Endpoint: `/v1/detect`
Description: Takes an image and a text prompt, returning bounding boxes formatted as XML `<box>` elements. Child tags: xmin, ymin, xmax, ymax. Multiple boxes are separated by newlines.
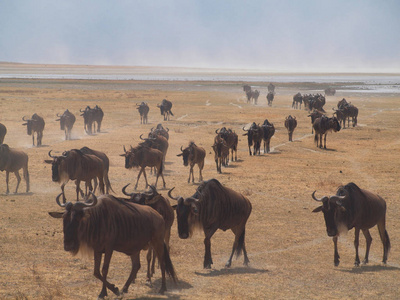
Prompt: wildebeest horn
<box><xmin>180</xmin><ymin>146</ymin><xmax>184</xmax><ymax>152</ymax></box>
<box><xmin>56</xmin><ymin>113</ymin><xmax>61</xmax><ymax>117</ymax></box>
<box><xmin>331</xmin><ymin>188</ymin><xmax>349</xmax><ymax>204</ymax></box>
<box><xmin>123</xmin><ymin>145</ymin><xmax>127</xmax><ymax>153</ymax></box>
<box><xmin>184</xmin><ymin>197</ymin><xmax>198</xmax><ymax>206</ymax></box>
<box><xmin>168</xmin><ymin>187</ymin><xmax>180</xmax><ymax>201</ymax></box>
<box><xmin>166</xmin><ymin>128</ymin><xmax>169</xmax><ymax>132</ymax></box>
<box><xmin>80</xmin><ymin>108</ymin><xmax>85</xmax><ymax>112</ymax></box>
<box><xmin>139</xmin><ymin>134</ymin><xmax>146</xmax><ymax>140</ymax></box>
<box><xmin>22</xmin><ymin>116</ymin><xmax>29</xmax><ymax>121</ymax></box>
<box><xmin>242</xmin><ymin>126</ymin><xmax>248</xmax><ymax>131</ymax></box>
<box><xmin>56</xmin><ymin>192</ymin><xmax>67</xmax><ymax>207</ymax></box>
<box><xmin>48</xmin><ymin>150</ymin><xmax>58</xmax><ymax>159</ymax></box>
<box><xmin>215</xmin><ymin>129</ymin><xmax>219</xmax><ymax>134</ymax></box>
<box><xmin>312</xmin><ymin>191</ymin><xmax>324</xmax><ymax>202</ymax></box>
<box><xmin>85</xmin><ymin>191</ymin><xmax>98</xmax><ymax>207</ymax></box>
<box><xmin>122</xmin><ymin>183</ymin><xmax>134</xmax><ymax>197</ymax></box>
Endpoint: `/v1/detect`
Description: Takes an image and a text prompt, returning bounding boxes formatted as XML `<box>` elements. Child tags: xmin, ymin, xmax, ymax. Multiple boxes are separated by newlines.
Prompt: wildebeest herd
<box><xmin>1</xmin><ymin>84</ymin><xmax>390</xmax><ymax>299</ymax></box>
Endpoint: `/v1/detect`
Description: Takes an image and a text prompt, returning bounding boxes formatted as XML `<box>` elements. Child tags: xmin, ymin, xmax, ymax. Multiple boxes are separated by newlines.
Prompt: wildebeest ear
<box><xmin>171</xmin><ymin>204</ymin><xmax>177</xmax><ymax>210</ymax></box>
<box><xmin>312</xmin><ymin>206</ymin><xmax>323</xmax><ymax>213</ymax></box>
<box><xmin>48</xmin><ymin>211</ymin><xmax>64</xmax><ymax>218</ymax></box>
<box><xmin>191</xmin><ymin>203</ymin><xmax>199</xmax><ymax>215</ymax></box>
<box><xmin>176</xmin><ymin>153</ymin><xmax>183</xmax><ymax>156</ymax></box>
<box><xmin>44</xmin><ymin>160</ymin><xmax>53</xmax><ymax>164</ymax></box>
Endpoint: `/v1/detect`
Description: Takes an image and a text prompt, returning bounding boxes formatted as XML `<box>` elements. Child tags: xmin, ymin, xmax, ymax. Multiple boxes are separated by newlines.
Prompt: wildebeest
<box><xmin>243</xmin><ymin>85</ymin><xmax>251</xmax><ymax>93</ymax></box>
<box><xmin>0</xmin><ymin>123</ymin><xmax>7</xmax><ymax>144</ymax></box>
<box><xmin>325</xmin><ymin>87</ymin><xmax>336</xmax><ymax>96</ymax></box>
<box><xmin>79</xmin><ymin>147</ymin><xmax>113</xmax><ymax>194</ymax></box>
<box><xmin>168</xmin><ymin>179</ymin><xmax>252</xmax><ymax>269</ymax></box>
<box><xmin>49</xmin><ymin>193</ymin><xmax>177</xmax><ymax>298</ymax></box>
<box><xmin>312</xmin><ymin>116</ymin><xmax>341</xmax><ymax>149</ymax></box>
<box><xmin>22</xmin><ymin>113</ymin><xmax>45</xmax><ymax>146</ymax></box>
<box><xmin>177</xmin><ymin>142</ymin><xmax>206</xmax><ymax>183</ymax></box>
<box><xmin>304</xmin><ymin>94</ymin><xmax>326</xmax><ymax>112</ymax></box>
<box><xmin>308</xmin><ymin>110</ymin><xmax>324</xmax><ymax>134</ymax></box>
<box><xmin>292</xmin><ymin>93</ymin><xmax>303</xmax><ymax>109</ymax></box>
<box><xmin>122</xmin><ymin>184</ymin><xmax>175</xmax><ymax>282</ymax></box>
<box><xmin>284</xmin><ymin>115</ymin><xmax>297</xmax><ymax>142</ymax></box>
<box><xmin>246</xmin><ymin>89</ymin><xmax>260</xmax><ymax>104</ymax></box>
<box><xmin>140</xmin><ymin>134</ymin><xmax>169</xmax><ymax>167</ymax></box>
<box><xmin>45</xmin><ymin>149</ymin><xmax>105</xmax><ymax>202</ymax></box>
<box><xmin>242</xmin><ymin>122</ymin><xmax>263</xmax><ymax>156</ymax></box>
<box><xmin>157</xmin><ymin>99</ymin><xmax>174</xmax><ymax>121</ymax></box>
<box><xmin>312</xmin><ymin>182</ymin><xmax>390</xmax><ymax>266</ymax></box>
<box><xmin>56</xmin><ymin>109</ymin><xmax>76</xmax><ymax>140</ymax></box>
<box><xmin>80</xmin><ymin>105</ymin><xmax>104</xmax><ymax>134</ymax></box>
<box><xmin>149</xmin><ymin>123</ymin><xmax>170</xmax><ymax>140</ymax></box>
<box><xmin>261</xmin><ymin>119</ymin><xmax>275</xmax><ymax>153</ymax></box>
<box><xmin>216</xmin><ymin>127</ymin><xmax>238</xmax><ymax>162</ymax></box>
<box><xmin>268</xmin><ymin>83</ymin><xmax>275</xmax><ymax>93</ymax></box>
<box><xmin>0</xmin><ymin>144</ymin><xmax>29</xmax><ymax>194</ymax></box>
<box><xmin>212</xmin><ymin>134</ymin><xmax>229</xmax><ymax>174</ymax></box>
<box><xmin>121</xmin><ymin>145</ymin><xmax>166</xmax><ymax>190</ymax></box>
<box><xmin>266</xmin><ymin>92</ymin><xmax>274</xmax><ymax>106</ymax></box>
<box><xmin>334</xmin><ymin>101</ymin><xmax>358</xmax><ymax>128</ymax></box>
<box><xmin>137</xmin><ymin>102</ymin><xmax>149</xmax><ymax>124</ymax></box>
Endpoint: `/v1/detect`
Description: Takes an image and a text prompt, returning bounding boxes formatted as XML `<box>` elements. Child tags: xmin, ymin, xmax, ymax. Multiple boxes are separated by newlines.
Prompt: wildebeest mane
<box><xmin>77</xmin><ymin>196</ymin><xmax>148</xmax><ymax>253</ymax></box>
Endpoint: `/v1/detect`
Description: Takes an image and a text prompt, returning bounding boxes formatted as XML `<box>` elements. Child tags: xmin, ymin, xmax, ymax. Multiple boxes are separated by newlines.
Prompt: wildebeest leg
<box><xmin>98</xmin><ymin>176</ymin><xmax>105</xmax><ymax>194</ymax></box>
<box><xmin>93</xmin><ymin>251</ymin><xmax>120</xmax><ymax>298</ymax></box>
<box><xmin>198</xmin><ymin>162</ymin><xmax>204</xmax><ymax>182</ymax></box>
<box><xmin>189</xmin><ymin>164</ymin><xmax>194</xmax><ymax>183</ymax></box>
<box><xmin>333</xmin><ymin>236</ymin><xmax>340</xmax><ymax>266</ymax></box>
<box><xmin>5</xmin><ymin>171</ymin><xmax>10</xmax><ymax>194</ymax></box>
<box><xmin>155</xmin><ymin>167</ymin><xmax>166</xmax><ymax>189</ymax></box>
<box><xmin>319</xmin><ymin>134</ymin><xmax>323</xmax><ymax>148</ymax></box>
<box><xmin>354</xmin><ymin>228</ymin><xmax>361</xmax><ymax>266</ymax></box>
<box><xmin>203</xmin><ymin>227</ymin><xmax>218</xmax><ymax>269</ymax></box>
<box><xmin>23</xmin><ymin>166</ymin><xmax>30</xmax><ymax>193</ymax></box>
<box><xmin>377</xmin><ymin>221</ymin><xmax>390</xmax><ymax>264</ymax></box>
<box><xmin>226</xmin><ymin>227</ymin><xmax>249</xmax><ymax>268</ymax></box>
<box><xmin>323</xmin><ymin>133</ymin><xmax>327</xmax><ymax>149</ymax></box>
<box><xmin>75</xmin><ymin>180</ymin><xmax>83</xmax><ymax>201</ymax></box>
<box><xmin>14</xmin><ymin>171</ymin><xmax>21</xmax><ymax>194</ymax></box>
<box><xmin>38</xmin><ymin>131</ymin><xmax>43</xmax><ymax>146</ymax></box>
<box><xmin>362</xmin><ymin>229</ymin><xmax>372</xmax><ymax>264</ymax></box>
<box><xmin>32</xmin><ymin>133</ymin><xmax>35</xmax><ymax>146</ymax></box>
<box><xmin>122</xmin><ymin>252</ymin><xmax>141</xmax><ymax>294</ymax></box>
<box><xmin>134</xmin><ymin>168</ymin><xmax>144</xmax><ymax>190</ymax></box>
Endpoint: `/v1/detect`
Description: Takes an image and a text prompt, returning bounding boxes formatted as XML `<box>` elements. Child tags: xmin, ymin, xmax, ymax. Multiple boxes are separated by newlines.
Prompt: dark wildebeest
<box><xmin>242</xmin><ymin>122</ymin><xmax>263</xmax><ymax>156</ymax></box>
<box><xmin>168</xmin><ymin>179</ymin><xmax>252</xmax><ymax>269</ymax></box>
<box><xmin>121</xmin><ymin>145</ymin><xmax>166</xmax><ymax>190</ymax></box>
<box><xmin>137</xmin><ymin>102</ymin><xmax>149</xmax><ymax>124</ymax></box>
<box><xmin>292</xmin><ymin>93</ymin><xmax>303</xmax><ymax>109</ymax></box>
<box><xmin>45</xmin><ymin>149</ymin><xmax>105</xmax><ymax>202</ymax></box>
<box><xmin>80</xmin><ymin>106</ymin><xmax>95</xmax><ymax>134</ymax></box>
<box><xmin>56</xmin><ymin>109</ymin><xmax>76</xmax><ymax>140</ymax></box>
<box><xmin>266</xmin><ymin>92</ymin><xmax>274</xmax><ymax>106</ymax></box>
<box><xmin>22</xmin><ymin>113</ymin><xmax>45</xmax><ymax>146</ymax></box>
<box><xmin>177</xmin><ymin>142</ymin><xmax>206</xmax><ymax>183</ymax></box>
<box><xmin>325</xmin><ymin>87</ymin><xmax>336</xmax><ymax>96</ymax></box>
<box><xmin>140</xmin><ymin>134</ymin><xmax>169</xmax><ymax>167</ymax></box>
<box><xmin>312</xmin><ymin>182</ymin><xmax>390</xmax><ymax>267</ymax></box>
<box><xmin>313</xmin><ymin>116</ymin><xmax>341</xmax><ymax>149</ymax></box>
<box><xmin>268</xmin><ymin>83</ymin><xmax>275</xmax><ymax>93</ymax></box>
<box><xmin>243</xmin><ymin>85</ymin><xmax>251</xmax><ymax>93</ymax></box>
<box><xmin>261</xmin><ymin>119</ymin><xmax>275</xmax><ymax>153</ymax></box>
<box><xmin>93</xmin><ymin>105</ymin><xmax>104</xmax><ymax>132</ymax></box>
<box><xmin>284</xmin><ymin>115</ymin><xmax>297</xmax><ymax>142</ymax></box>
<box><xmin>149</xmin><ymin>123</ymin><xmax>170</xmax><ymax>140</ymax></box>
<box><xmin>79</xmin><ymin>147</ymin><xmax>113</xmax><ymax>194</ymax></box>
<box><xmin>246</xmin><ymin>89</ymin><xmax>260</xmax><ymax>104</ymax></box>
<box><xmin>341</xmin><ymin>105</ymin><xmax>358</xmax><ymax>128</ymax></box>
<box><xmin>0</xmin><ymin>123</ymin><xmax>7</xmax><ymax>144</ymax></box>
<box><xmin>216</xmin><ymin>127</ymin><xmax>238</xmax><ymax>162</ymax></box>
<box><xmin>0</xmin><ymin>144</ymin><xmax>29</xmax><ymax>194</ymax></box>
<box><xmin>157</xmin><ymin>99</ymin><xmax>174</xmax><ymax>121</ymax></box>
<box><xmin>122</xmin><ymin>184</ymin><xmax>174</xmax><ymax>283</ymax></box>
<box><xmin>212</xmin><ymin>135</ymin><xmax>229</xmax><ymax>174</ymax></box>
<box><xmin>308</xmin><ymin>110</ymin><xmax>324</xmax><ymax>134</ymax></box>
<box><xmin>49</xmin><ymin>193</ymin><xmax>177</xmax><ymax>298</ymax></box>
<box><xmin>308</xmin><ymin>94</ymin><xmax>326</xmax><ymax>112</ymax></box>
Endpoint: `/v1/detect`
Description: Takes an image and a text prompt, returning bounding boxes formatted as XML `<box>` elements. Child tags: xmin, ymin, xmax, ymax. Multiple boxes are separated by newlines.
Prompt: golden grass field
<box><xmin>0</xmin><ymin>71</ymin><xmax>400</xmax><ymax>299</ymax></box>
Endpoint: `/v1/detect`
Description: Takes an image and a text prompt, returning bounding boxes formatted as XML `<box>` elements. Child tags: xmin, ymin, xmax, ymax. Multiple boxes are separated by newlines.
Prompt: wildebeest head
<box><xmin>45</xmin><ymin>150</ymin><xmax>68</xmax><ymax>182</ymax></box>
<box><xmin>177</xmin><ymin>143</ymin><xmax>195</xmax><ymax>166</ymax></box>
<box><xmin>122</xmin><ymin>184</ymin><xmax>160</xmax><ymax>205</ymax></box>
<box><xmin>312</xmin><ymin>189</ymin><xmax>348</xmax><ymax>237</ymax></box>
<box><xmin>120</xmin><ymin>146</ymin><xmax>140</xmax><ymax>169</ymax></box>
<box><xmin>49</xmin><ymin>192</ymin><xmax>97</xmax><ymax>254</ymax></box>
<box><xmin>168</xmin><ymin>187</ymin><xmax>199</xmax><ymax>239</ymax></box>
<box><xmin>330</xmin><ymin>117</ymin><xmax>341</xmax><ymax>132</ymax></box>
<box><xmin>22</xmin><ymin>116</ymin><xmax>35</xmax><ymax>135</ymax></box>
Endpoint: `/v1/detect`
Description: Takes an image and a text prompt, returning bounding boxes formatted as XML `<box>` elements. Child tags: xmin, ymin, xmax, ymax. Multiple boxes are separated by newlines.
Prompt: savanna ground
<box><xmin>0</xmin><ymin>71</ymin><xmax>400</xmax><ymax>299</ymax></box>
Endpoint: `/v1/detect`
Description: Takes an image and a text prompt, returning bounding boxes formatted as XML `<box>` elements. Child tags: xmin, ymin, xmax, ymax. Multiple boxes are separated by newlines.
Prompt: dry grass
<box><xmin>0</xmin><ymin>77</ymin><xmax>400</xmax><ymax>299</ymax></box>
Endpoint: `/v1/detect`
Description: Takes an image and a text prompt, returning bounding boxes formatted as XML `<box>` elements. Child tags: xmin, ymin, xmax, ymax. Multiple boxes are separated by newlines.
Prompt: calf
<box><xmin>177</xmin><ymin>142</ymin><xmax>206</xmax><ymax>183</ymax></box>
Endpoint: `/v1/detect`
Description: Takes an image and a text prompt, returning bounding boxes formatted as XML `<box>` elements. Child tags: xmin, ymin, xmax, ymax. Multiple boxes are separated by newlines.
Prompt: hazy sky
<box><xmin>1</xmin><ymin>0</ymin><xmax>399</xmax><ymax>72</ymax></box>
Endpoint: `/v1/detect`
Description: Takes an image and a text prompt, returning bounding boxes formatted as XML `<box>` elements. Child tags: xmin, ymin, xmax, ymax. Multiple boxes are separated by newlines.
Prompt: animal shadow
<box><xmin>1</xmin><ymin>192</ymin><xmax>33</xmax><ymax>197</ymax></box>
<box><xmin>124</xmin><ymin>278</ymin><xmax>192</xmax><ymax>299</ymax></box>
<box><xmin>195</xmin><ymin>266</ymin><xmax>268</xmax><ymax>277</ymax></box>
<box><xmin>339</xmin><ymin>264</ymin><xmax>400</xmax><ymax>274</ymax></box>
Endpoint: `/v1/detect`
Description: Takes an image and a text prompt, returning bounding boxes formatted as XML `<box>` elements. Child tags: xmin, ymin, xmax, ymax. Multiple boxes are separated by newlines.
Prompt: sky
<box><xmin>1</xmin><ymin>0</ymin><xmax>399</xmax><ymax>72</ymax></box>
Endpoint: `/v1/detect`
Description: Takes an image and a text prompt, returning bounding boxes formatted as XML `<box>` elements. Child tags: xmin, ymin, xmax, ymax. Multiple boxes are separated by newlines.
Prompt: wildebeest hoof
<box><xmin>145</xmin><ymin>279</ymin><xmax>153</xmax><ymax>287</ymax></box>
<box><xmin>225</xmin><ymin>262</ymin><xmax>231</xmax><ymax>268</ymax></box>
<box><xmin>362</xmin><ymin>259</ymin><xmax>369</xmax><ymax>264</ymax></box>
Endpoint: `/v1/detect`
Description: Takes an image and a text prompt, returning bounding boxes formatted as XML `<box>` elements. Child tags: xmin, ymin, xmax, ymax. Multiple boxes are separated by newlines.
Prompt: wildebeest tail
<box><xmin>163</xmin><ymin>243</ymin><xmax>177</xmax><ymax>283</ymax></box>
<box><xmin>169</xmin><ymin>110</ymin><xmax>174</xmax><ymax>116</ymax></box>
<box><xmin>235</xmin><ymin>229</ymin><xmax>246</xmax><ymax>258</ymax></box>
<box><xmin>106</xmin><ymin>176</ymin><xmax>115</xmax><ymax>194</ymax></box>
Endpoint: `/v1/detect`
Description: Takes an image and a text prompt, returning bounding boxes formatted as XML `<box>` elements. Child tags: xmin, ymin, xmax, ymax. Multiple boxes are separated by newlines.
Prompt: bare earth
<box><xmin>0</xmin><ymin>72</ymin><xmax>400</xmax><ymax>299</ymax></box>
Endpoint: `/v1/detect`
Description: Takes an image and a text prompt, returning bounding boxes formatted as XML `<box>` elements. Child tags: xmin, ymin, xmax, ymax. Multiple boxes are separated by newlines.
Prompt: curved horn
<box><xmin>168</xmin><ymin>187</ymin><xmax>180</xmax><ymax>201</ymax></box>
<box><xmin>139</xmin><ymin>134</ymin><xmax>146</xmax><ymax>140</ymax></box>
<box><xmin>22</xmin><ymin>116</ymin><xmax>29</xmax><ymax>121</ymax></box>
<box><xmin>215</xmin><ymin>129</ymin><xmax>219</xmax><ymax>134</ymax></box>
<box><xmin>122</xmin><ymin>183</ymin><xmax>134</xmax><ymax>197</ymax></box>
<box><xmin>242</xmin><ymin>126</ymin><xmax>248</xmax><ymax>131</ymax></box>
<box><xmin>312</xmin><ymin>190</ymin><xmax>324</xmax><ymax>202</ymax></box>
<box><xmin>56</xmin><ymin>192</ymin><xmax>67</xmax><ymax>207</ymax></box>
<box><xmin>123</xmin><ymin>145</ymin><xmax>127</xmax><ymax>153</ymax></box>
<box><xmin>48</xmin><ymin>150</ymin><xmax>58</xmax><ymax>159</ymax></box>
<box><xmin>84</xmin><ymin>191</ymin><xmax>98</xmax><ymax>207</ymax></box>
<box><xmin>166</xmin><ymin>127</ymin><xmax>169</xmax><ymax>132</ymax></box>
<box><xmin>180</xmin><ymin>146</ymin><xmax>184</xmax><ymax>152</ymax></box>
<box><xmin>56</xmin><ymin>113</ymin><xmax>62</xmax><ymax>117</ymax></box>
<box><xmin>331</xmin><ymin>188</ymin><xmax>349</xmax><ymax>203</ymax></box>
<box><xmin>184</xmin><ymin>196</ymin><xmax>199</xmax><ymax>206</ymax></box>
